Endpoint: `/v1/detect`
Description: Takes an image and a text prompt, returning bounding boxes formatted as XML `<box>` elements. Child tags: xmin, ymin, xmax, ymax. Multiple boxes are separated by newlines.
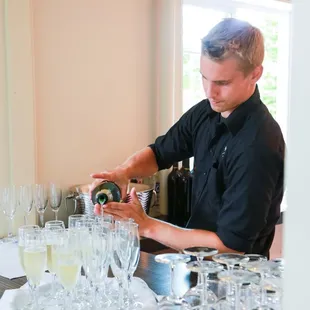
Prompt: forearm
<box><xmin>117</xmin><ymin>147</ymin><xmax>158</xmax><ymax>179</ymax></box>
<box><xmin>142</xmin><ymin>217</ymin><xmax>243</xmax><ymax>253</ymax></box>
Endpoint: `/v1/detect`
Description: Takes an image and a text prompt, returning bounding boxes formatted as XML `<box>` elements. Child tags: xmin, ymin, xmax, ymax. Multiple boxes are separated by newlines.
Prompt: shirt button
<box><xmin>203</xmin><ymin>172</ymin><xmax>206</xmax><ymax>175</ymax></box>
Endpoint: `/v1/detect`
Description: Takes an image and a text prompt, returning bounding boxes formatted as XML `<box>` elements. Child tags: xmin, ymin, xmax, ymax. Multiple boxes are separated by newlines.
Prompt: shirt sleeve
<box><xmin>216</xmin><ymin>143</ymin><xmax>284</xmax><ymax>252</ymax></box>
<box><xmin>148</xmin><ymin>107</ymin><xmax>196</xmax><ymax>170</ymax></box>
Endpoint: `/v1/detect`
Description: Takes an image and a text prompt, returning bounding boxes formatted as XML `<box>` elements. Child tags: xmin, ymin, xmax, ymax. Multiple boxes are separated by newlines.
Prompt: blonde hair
<box><xmin>201</xmin><ymin>18</ymin><xmax>265</xmax><ymax>75</ymax></box>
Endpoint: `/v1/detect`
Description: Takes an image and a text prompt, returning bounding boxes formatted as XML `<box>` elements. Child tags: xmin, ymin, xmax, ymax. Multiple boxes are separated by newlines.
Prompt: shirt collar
<box><xmin>221</xmin><ymin>85</ymin><xmax>261</xmax><ymax>135</ymax></box>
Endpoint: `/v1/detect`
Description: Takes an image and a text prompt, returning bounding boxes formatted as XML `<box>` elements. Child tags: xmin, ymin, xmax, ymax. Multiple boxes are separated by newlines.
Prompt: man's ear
<box><xmin>250</xmin><ymin>65</ymin><xmax>263</xmax><ymax>84</ymax></box>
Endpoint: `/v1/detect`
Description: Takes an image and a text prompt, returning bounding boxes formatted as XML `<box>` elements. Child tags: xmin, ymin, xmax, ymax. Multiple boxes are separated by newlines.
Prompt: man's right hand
<box><xmin>89</xmin><ymin>169</ymin><xmax>129</xmax><ymax>204</ymax></box>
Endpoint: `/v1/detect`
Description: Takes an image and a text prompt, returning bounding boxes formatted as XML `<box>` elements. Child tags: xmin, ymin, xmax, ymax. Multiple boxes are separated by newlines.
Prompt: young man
<box><xmin>90</xmin><ymin>18</ymin><xmax>284</xmax><ymax>257</ymax></box>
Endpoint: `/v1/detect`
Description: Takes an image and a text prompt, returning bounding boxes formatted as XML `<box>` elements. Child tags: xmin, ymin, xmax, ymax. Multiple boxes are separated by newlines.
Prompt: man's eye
<box><xmin>216</xmin><ymin>81</ymin><xmax>229</xmax><ymax>86</ymax></box>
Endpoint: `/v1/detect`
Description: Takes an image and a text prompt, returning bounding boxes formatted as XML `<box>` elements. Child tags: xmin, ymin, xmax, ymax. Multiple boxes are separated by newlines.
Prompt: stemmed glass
<box><xmin>20</xmin><ymin>185</ymin><xmax>34</xmax><ymax>225</ymax></box>
<box><xmin>186</xmin><ymin>260</ymin><xmax>224</xmax><ymax>308</ymax></box>
<box><xmin>212</xmin><ymin>253</ymin><xmax>249</xmax><ymax>303</ymax></box>
<box><xmin>126</xmin><ymin>222</ymin><xmax>142</xmax><ymax>308</ymax></box>
<box><xmin>44</xmin><ymin>225</ymin><xmax>65</xmax><ymax>307</ymax></box>
<box><xmin>53</xmin><ymin>231</ymin><xmax>82</xmax><ymax>310</ymax></box>
<box><xmin>68</xmin><ymin>214</ymin><xmax>86</xmax><ymax>229</ymax></box>
<box><xmin>18</xmin><ymin>225</ymin><xmax>40</xmax><ymax>271</ymax></box>
<box><xmin>183</xmin><ymin>247</ymin><xmax>218</xmax><ymax>295</ymax></box>
<box><xmin>23</xmin><ymin>229</ymin><xmax>47</xmax><ymax>310</ymax></box>
<box><xmin>110</xmin><ymin>220</ymin><xmax>135</xmax><ymax>310</ymax></box>
<box><xmin>155</xmin><ymin>253</ymin><xmax>191</xmax><ymax>309</ymax></box>
<box><xmin>1</xmin><ymin>185</ymin><xmax>19</xmax><ymax>242</ymax></box>
<box><xmin>86</xmin><ymin>222</ymin><xmax>112</xmax><ymax>309</ymax></box>
<box><xmin>48</xmin><ymin>184</ymin><xmax>62</xmax><ymax>220</ymax></box>
<box><xmin>34</xmin><ymin>184</ymin><xmax>48</xmax><ymax>228</ymax></box>
<box><xmin>45</xmin><ymin>220</ymin><xmax>65</xmax><ymax>230</ymax></box>
<box><xmin>217</xmin><ymin>269</ymin><xmax>259</xmax><ymax>310</ymax></box>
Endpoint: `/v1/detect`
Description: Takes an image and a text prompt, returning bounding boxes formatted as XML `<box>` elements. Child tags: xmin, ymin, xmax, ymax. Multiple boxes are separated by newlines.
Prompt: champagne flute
<box><xmin>44</xmin><ymin>225</ymin><xmax>65</xmax><ymax>306</ymax></box>
<box><xmin>49</xmin><ymin>184</ymin><xmax>62</xmax><ymax>221</ymax></box>
<box><xmin>54</xmin><ymin>231</ymin><xmax>82</xmax><ymax>310</ymax></box>
<box><xmin>20</xmin><ymin>185</ymin><xmax>34</xmax><ymax>225</ymax></box>
<box><xmin>23</xmin><ymin>229</ymin><xmax>47</xmax><ymax>310</ymax></box>
<box><xmin>68</xmin><ymin>214</ymin><xmax>86</xmax><ymax>229</ymax></box>
<box><xmin>126</xmin><ymin>222</ymin><xmax>142</xmax><ymax>309</ymax></box>
<box><xmin>18</xmin><ymin>225</ymin><xmax>40</xmax><ymax>271</ymax></box>
<box><xmin>45</xmin><ymin>220</ymin><xmax>65</xmax><ymax>230</ymax></box>
<box><xmin>34</xmin><ymin>184</ymin><xmax>48</xmax><ymax>228</ymax></box>
<box><xmin>1</xmin><ymin>185</ymin><xmax>19</xmax><ymax>242</ymax></box>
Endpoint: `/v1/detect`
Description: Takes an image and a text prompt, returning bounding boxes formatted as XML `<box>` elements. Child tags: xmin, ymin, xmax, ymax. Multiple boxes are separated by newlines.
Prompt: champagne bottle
<box><xmin>91</xmin><ymin>181</ymin><xmax>122</xmax><ymax>205</ymax></box>
<box><xmin>187</xmin><ymin>159</ymin><xmax>194</xmax><ymax>223</ymax></box>
<box><xmin>177</xmin><ymin>159</ymin><xmax>191</xmax><ymax>227</ymax></box>
<box><xmin>167</xmin><ymin>162</ymin><xmax>180</xmax><ymax>224</ymax></box>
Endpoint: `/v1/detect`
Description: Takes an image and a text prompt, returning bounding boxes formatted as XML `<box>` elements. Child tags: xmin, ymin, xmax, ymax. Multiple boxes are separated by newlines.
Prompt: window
<box><xmin>182</xmin><ymin>0</ymin><xmax>291</xmax><ymax>138</ymax></box>
<box><xmin>182</xmin><ymin>0</ymin><xmax>291</xmax><ymax>211</ymax></box>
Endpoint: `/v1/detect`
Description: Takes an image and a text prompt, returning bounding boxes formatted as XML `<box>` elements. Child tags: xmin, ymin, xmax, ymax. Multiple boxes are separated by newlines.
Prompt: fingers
<box><xmin>129</xmin><ymin>187</ymin><xmax>140</xmax><ymax>204</ymax></box>
<box><xmin>90</xmin><ymin>171</ymin><xmax>111</xmax><ymax>179</ymax></box>
<box><xmin>104</xmin><ymin>208</ymin><xmax>128</xmax><ymax>219</ymax></box>
<box><xmin>94</xmin><ymin>204</ymin><xmax>101</xmax><ymax>215</ymax></box>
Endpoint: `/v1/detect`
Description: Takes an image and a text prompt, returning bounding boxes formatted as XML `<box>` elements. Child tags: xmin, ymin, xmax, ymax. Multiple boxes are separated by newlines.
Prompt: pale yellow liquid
<box><xmin>18</xmin><ymin>245</ymin><xmax>25</xmax><ymax>270</ymax></box>
<box><xmin>46</xmin><ymin>244</ymin><xmax>55</xmax><ymax>273</ymax></box>
<box><xmin>57</xmin><ymin>263</ymin><xmax>80</xmax><ymax>290</ymax></box>
<box><xmin>24</xmin><ymin>247</ymin><xmax>47</xmax><ymax>286</ymax></box>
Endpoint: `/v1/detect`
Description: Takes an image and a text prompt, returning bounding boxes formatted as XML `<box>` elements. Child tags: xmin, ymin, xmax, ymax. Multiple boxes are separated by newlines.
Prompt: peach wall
<box><xmin>33</xmin><ymin>0</ymin><xmax>155</xmax><ymax>188</ymax></box>
<box><xmin>31</xmin><ymin>0</ymin><xmax>156</xmax><ymax>222</ymax></box>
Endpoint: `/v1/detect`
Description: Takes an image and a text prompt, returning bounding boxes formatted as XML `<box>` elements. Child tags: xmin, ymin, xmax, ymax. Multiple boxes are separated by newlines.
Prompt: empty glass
<box><xmin>20</xmin><ymin>185</ymin><xmax>34</xmax><ymax>225</ymax></box>
<box><xmin>186</xmin><ymin>260</ymin><xmax>224</xmax><ymax>308</ymax></box>
<box><xmin>183</xmin><ymin>247</ymin><xmax>218</xmax><ymax>296</ymax></box>
<box><xmin>48</xmin><ymin>184</ymin><xmax>62</xmax><ymax>220</ymax></box>
<box><xmin>34</xmin><ymin>184</ymin><xmax>48</xmax><ymax>228</ymax></box>
<box><xmin>155</xmin><ymin>253</ymin><xmax>191</xmax><ymax>309</ymax></box>
<box><xmin>218</xmin><ymin>269</ymin><xmax>259</xmax><ymax>310</ymax></box>
<box><xmin>1</xmin><ymin>185</ymin><xmax>19</xmax><ymax>242</ymax></box>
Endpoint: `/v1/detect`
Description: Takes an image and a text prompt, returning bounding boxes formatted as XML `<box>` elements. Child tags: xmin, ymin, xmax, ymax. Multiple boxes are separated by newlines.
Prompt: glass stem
<box><xmin>29</xmin><ymin>284</ymin><xmax>39</xmax><ymax>309</ymax></box>
<box><xmin>55</xmin><ymin>211</ymin><xmax>58</xmax><ymax>221</ymax></box>
<box><xmin>196</xmin><ymin>257</ymin><xmax>203</xmax><ymax>287</ymax></box>
<box><xmin>39</xmin><ymin>213</ymin><xmax>44</xmax><ymax>228</ymax></box>
<box><xmin>24</xmin><ymin>214</ymin><xmax>28</xmax><ymax>226</ymax></box>
<box><xmin>118</xmin><ymin>276</ymin><xmax>125</xmax><ymax>309</ymax></box>
<box><xmin>170</xmin><ymin>262</ymin><xmax>180</xmax><ymax>300</ymax></box>
<box><xmin>65</xmin><ymin>290</ymin><xmax>73</xmax><ymax>308</ymax></box>
<box><xmin>201</xmin><ymin>271</ymin><xmax>210</xmax><ymax>307</ymax></box>
<box><xmin>7</xmin><ymin>217</ymin><xmax>13</xmax><ymax>238</ymax></box>
<box><xmin>235</xmin><ymin>283</ymin><xmax>242</xmax><ymax>310</ymax></box>
<box><xmin>260</xmin><ymin>272</ymin><xmax>267</xmax><ymax>305</ymax></box>
<box><xmin>51</xmin><ymin>273</ymin><xmax>56</xmax><ymax>297</ymax></box>
<box><xmin>127</xmin><ymin>273</ymin><xmax>132</xmax><ymax>303</ymax></box>
<box><xmin>226</xmin><ymin>265</ymin><xmax>234</xmax><ymax>298</ymax></box>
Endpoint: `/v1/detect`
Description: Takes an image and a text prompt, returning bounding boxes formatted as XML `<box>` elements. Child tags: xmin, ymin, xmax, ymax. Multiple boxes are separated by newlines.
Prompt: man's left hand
<box><xmin>94</xmin><ymin>187</ymin><xmax>151</xmax><ymax>235</ymax></box>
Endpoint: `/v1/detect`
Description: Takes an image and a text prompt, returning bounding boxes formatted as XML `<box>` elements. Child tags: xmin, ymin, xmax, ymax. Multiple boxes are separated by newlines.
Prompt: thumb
<box><xmin>90</xmin><ymin>172</ymin><xmax>110</xmax><ymax>179</ymax></box>
<box><xmin>129</xmin><ymin>187</ymin><xmax>140</xmax><ymax>204</ymax></box>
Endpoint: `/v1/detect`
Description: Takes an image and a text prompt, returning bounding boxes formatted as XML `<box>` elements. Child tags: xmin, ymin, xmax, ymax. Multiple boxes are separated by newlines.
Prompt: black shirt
<box><xmin>149</xmin><ymin>86</ymin><xmax>285</xmax><ymax>257</ymax></box>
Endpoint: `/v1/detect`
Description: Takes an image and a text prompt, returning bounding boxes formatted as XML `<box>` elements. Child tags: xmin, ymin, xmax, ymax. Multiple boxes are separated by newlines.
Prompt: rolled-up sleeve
<box><xmin>216</xmin><ymin>144</ymin><xmax>283</xmax><ymax>252</ymax></box>
<box><xmin>148</xmin><ymin>108</ymin><xmax>195</xmax><ymax>170</ymax></box>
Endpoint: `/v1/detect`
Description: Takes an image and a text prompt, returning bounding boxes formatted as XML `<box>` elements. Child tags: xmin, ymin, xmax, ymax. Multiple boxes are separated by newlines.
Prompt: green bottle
<box><xmin>91</xmin><ymin>181</ymin><xmax>122</xmax><ymax>205</ymax></box>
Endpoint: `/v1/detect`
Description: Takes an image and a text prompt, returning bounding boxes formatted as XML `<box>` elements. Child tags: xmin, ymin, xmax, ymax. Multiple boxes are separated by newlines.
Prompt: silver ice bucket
<box><xmin>66</xmin><ymin>182</ymin><xmax>156</xmax><ymax>216</ymax></box>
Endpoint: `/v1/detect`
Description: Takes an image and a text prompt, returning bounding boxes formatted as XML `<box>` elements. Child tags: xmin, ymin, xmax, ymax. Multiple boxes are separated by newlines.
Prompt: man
<box><xmin>90</xmin><ymin>18</ymin><xmax>284</xmax><ymax>257</ymax></box>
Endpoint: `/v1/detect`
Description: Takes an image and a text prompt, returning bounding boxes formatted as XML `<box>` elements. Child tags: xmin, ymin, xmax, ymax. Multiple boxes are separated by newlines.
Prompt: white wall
<box><xmin>283</xmin><ymin>0</ymin><xmax>310</xmax><ymax>308</ymax></box>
